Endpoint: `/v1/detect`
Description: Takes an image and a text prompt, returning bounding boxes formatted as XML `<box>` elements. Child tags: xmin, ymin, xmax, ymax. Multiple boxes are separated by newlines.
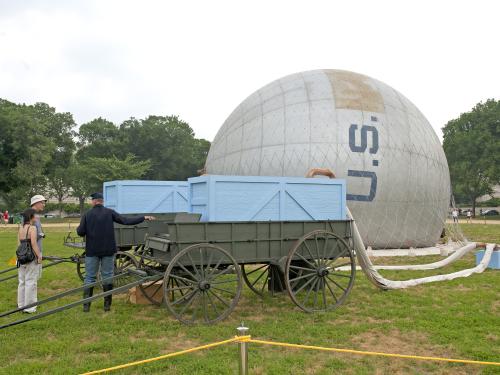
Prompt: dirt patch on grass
<box><xmin>128</xmin><ymin>330</ymin><xmax>148</xmax><ymax>343</ymax></box>
<box><xmin>327</xmin><ymin>316</ymin><xmax>393</xmax><ymax>326</ymax></box>
<box><xmin>485</xmin><ymin>333</ymin><xmax>498</xmax><ymax>343</ymax></box>
<box><xmin>79</xmin><ymin>335</ymin><xmax>100</xmax><ymax>345</ymax></box>
<box><xmin>128</xmin><ymin>330</ymin><xmax>201</xmax><ymax>354</ymax></box>
<box><xmin>491</xmin><ymin>299</ymin><xmax>500</xmax><ymax>314</ymax></box>
<box><xmin>46</xmin><ymin>333</ymin><xmax>57</xmax><ymax>342</ymax></box>
<box><xmin>353</xmin><ymin>329</ymin><xmax>447</xmax><ymax>357</ymax></box>
<box><xmin>158</xmin><ymin>339</ymin><xmax>201</xmax><ymax>354</ymax></box>
<box><xmin>134</xmin><ymin>315</ymin><xmax>157</xmax><ymax>321</ymax></box>
<box><xmin>251</xmin><ymin>365</ymin><xmax>266</xmax><ymax>375</ymax></box>
<box><xmin>454</xmin><ymin>284</ymin><xmax>473</xmax><ymax>292</ymax></box>
<box><xmin>351</xmin><ymin>329</ymin><xmax>479</xmax><ymax>375</ymax></box>
<box><xmin>244</xmin><ymin>313</ymin><xmax>267</xmax><ymax>323</ymax></box>
<box><xmin>366</xmin><ymin>317</ymin><xmax>393</xmax><ymax>324</ymax></box>
<box><xmin>158</xmin><ymin>332</ymin><xmax>201</xmax><ymax>354</ymax></box>
<box><xmin>304</xmin><ymin>356</ymin><xmax>329</xmax><ymax>375</ymax></box>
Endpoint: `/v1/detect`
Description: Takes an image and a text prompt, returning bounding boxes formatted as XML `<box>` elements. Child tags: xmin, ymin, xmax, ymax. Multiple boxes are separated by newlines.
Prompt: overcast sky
<box><xmin>0</xmin><ymin>0</ymin><xmax>498</xmax><ymax>142</ymax></box>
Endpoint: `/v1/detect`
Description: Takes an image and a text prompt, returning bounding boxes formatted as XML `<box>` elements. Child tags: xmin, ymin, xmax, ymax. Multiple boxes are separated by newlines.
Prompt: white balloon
<box><xmin>205</xmin><ymin>70</ymin><xmax>450</xmax><ymax>248</ymax></box>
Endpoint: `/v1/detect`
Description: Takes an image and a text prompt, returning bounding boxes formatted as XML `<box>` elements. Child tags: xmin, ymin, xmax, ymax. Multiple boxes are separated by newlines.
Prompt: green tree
<box><xmin>0</xmin><ymin>100</ymin><xmax>72</xmax><ymax>209</ymax></box>
<box><xmin>67</xmin><ymin>160</ymin><xmax>94</xmax><ymax>215</ymax></box>
<box><xmin>68</xmin><ymin>155</ymin><xmax>151</xmax><ymax>214</ymax></box>
<box><xmin>442</xmin><ymin>99</ymin><xmax>500</xmax><ymax>215</ymax></box>
<box><xmin>47</xmin><ymin>167</ymin><xmax>73</xmax><ymax>216</ymax></box>
<box><xmin>76</xmin><ymin>117</ymin><xmax>121</xmax><ymax>161</ymax></box>
<box><xmin>119</xmin><ymin>115</ymin><xmax>209</xmax><ymax>180</ymax></box>
<box><xmin>84</xmin><ymin>154</ymin><xmax>151</xmax><ymax>186</ymax></box>
<box><xmin>33</xmin><ymin>102</ymin><xmax>76</xmax><ymax>169</ymax></box>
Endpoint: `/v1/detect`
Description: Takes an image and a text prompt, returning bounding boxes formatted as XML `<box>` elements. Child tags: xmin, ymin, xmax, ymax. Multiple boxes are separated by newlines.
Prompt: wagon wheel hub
<box><xmin>316</xmin><ymin>267</ymin><xmax>329</xmax><ymax>278</ymax></box>
<box><xmin>198</xmin><ymin>280</ymin><xmax>211</xmax><ymax>291</ymax></box>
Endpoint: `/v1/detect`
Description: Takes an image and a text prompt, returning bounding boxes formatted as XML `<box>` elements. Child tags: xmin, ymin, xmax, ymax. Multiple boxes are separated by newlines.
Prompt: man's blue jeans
<box><xmin>84</xmin><ymin>255</ymin><xmax>115</xmax><ymax>286</ymax></box>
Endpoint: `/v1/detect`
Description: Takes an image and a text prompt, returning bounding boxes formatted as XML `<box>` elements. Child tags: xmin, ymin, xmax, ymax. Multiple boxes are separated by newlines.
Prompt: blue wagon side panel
<box><xmin>189</xmin><ymin>180</ymin><xmax>209</xmax><ymax>218</ymax></box>
<box><xmin>188</xmin><ymin>175</ymin><xmax>346</xmax><ymax>222</ymax></box>
<box><xmin>103</xmin><ymin>180</ymin><xmax>189</xmax><ymax>213</ymax></box>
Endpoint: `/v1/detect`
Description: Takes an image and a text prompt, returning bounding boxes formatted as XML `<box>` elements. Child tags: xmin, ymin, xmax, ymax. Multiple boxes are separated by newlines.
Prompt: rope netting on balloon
<box><xmin>360</xmin><ymin>193</ymin><xmax>468</xmax><ymax>256</ymax></box>
<box><xmin>304</xmin><ymin>169</ymin><xmax>493</xmax><ymax>289</ymax></box>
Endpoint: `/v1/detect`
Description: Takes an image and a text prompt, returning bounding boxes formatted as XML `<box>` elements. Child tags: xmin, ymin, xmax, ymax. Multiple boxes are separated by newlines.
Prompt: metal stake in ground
<box><xmin>237</xmin><ymin>323</ymin><xmax>249</xmax><ymax>375</ymax></box>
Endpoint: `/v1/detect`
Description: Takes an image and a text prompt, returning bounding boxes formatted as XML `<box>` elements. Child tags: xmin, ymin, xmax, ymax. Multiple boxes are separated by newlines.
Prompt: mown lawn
<box><xmin>0</xmin><ymin>224</ymin><xmax>498</xmax><ymax>374</ymax></box>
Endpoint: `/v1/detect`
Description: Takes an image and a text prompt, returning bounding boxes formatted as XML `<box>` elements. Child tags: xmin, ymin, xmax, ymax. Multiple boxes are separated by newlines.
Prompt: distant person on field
<box><xmin>452</xmin><ymin>209</ymin><xmax>459</xmax><ymax>223</ymax></box>
<box><xmin>3</xmin><ymin>210</ymin><xmax>9</xmax><ymax>225</ymax></box>
<box><xmin>30</xmin><ymin>195</ymin><xmax>47</xmax><ymax>279</ymax></box>
<box><xmin>17</xmin><ymin>208</ymin><xmax>42</xmax><ymax>313</ymax></box>
<box><xmin>77</xmin><ymin>192</ymin><xmax>155</xmax><ymax>312</ymax></box>
<box><xmin>466</xmin><ymin>210</ymin><xmax>472</xmax><ymax>223</ymax></box>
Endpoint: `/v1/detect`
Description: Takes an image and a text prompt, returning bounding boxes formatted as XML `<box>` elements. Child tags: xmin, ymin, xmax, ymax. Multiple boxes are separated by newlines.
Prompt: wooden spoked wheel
<box><xmin>113</xmin><ymin>251</ymin><xmax>139</xmax><ymax>291</ymax></box>
<box><xmin>164</xmin><ymin>244</ymin><xmax>242</xmax><ymax>325</ymax></box>
<box><xmin>76</xmin><ymin>252</ymin><xmax>87</xmax><ymax>281</ymax></box>
<box><xmin>241</xmin><ymin>264</ymin><xmax>285</xmax><ymax>297</ymax></box>
<box><xmin>137</xmin><ymin>248</ymin><xmax>166</xmax><ymax>306</ymax></box>
<box><xmin>285</xmin><ymin>230</ymin><xmax>355</xmax><ymax>312</ymax></box>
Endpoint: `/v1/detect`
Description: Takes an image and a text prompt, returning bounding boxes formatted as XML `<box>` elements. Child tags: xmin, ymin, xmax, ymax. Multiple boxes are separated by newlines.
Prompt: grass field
<box><xmin>0</xmin><ymin>224</ymin><xmax>498</xmax><ymax>374</ymax></box>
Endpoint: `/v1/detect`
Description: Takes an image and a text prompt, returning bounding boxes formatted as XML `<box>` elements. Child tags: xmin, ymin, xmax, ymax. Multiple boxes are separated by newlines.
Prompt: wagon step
<box><xmin>0</xmin><ymin>272</ymin><xmax>162</xmax><ymax>330</ymax></box>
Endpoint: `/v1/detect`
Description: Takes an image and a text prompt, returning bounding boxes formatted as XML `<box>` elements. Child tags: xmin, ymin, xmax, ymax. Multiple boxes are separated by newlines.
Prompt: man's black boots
<box><xmin>103</xmin><ymin>284</ymin><xmax>113</xmax><ymax>312</ymax></box>
<box><xmin>83</xmin><ymin>287</ymin><xmax>94</xmax><ymax>312</ymax></box>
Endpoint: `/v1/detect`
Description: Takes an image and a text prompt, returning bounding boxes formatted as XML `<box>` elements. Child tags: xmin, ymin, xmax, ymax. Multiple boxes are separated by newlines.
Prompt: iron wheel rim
<box><xmin>285</xmin><ymin>230</ymin><xmax>355</xmax><ymax>313</ymax></box>
<box><xmin>164</xmin><ymin>243</ymin><xmax>242</xmax><ymax>325</ymax></box>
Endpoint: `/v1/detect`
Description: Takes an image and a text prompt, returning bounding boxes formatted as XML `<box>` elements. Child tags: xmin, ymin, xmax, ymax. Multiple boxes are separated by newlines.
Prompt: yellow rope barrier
<box><xmin>80</xmin><ymin>336</ymin><xmax>250</xmax><ymax>375</ymax></box>
<box><xmin>80</xmin><ymin>334</ymin><xmax>499</xmax><ymax>374</ymax></box>
<box><xmin>246</xmin><ymin>338</ymin><xmax>500</xmax><ymax>366</ymax></box>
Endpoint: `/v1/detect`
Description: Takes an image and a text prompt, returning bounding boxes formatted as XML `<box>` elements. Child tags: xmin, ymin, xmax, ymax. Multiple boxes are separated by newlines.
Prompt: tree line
<box><xmin>442</xmin><ymin>99</ymin><xmax>499</xmax><ymax>214</ymax></box>
<box><xmin>0</xmin><ymin>99</ymin><xmax>210</xmax><ymax>213</ymax></box>
<box><xmin>1</xmin><ymin>97</ymin><xmax>497</xmax><ymax>216</ymax></box>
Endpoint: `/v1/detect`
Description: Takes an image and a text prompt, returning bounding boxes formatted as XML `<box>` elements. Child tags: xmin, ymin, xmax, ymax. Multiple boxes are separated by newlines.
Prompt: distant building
<box><xmin>477</xmin><ymin>185</ymin><xmax>500</xmax><ymax>202</ymax></box>
<box><xmin>46</xmin><ymin>196</ymin><xmax>82</xmax><ymax>204</ymax></box>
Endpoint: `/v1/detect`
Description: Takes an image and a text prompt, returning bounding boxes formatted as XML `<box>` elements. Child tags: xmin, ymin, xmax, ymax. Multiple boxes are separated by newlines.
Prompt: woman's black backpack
<box><xmin>16</xmin><ymin>225</ymin><xmax>36</xmax><ymax>266</ymax></box>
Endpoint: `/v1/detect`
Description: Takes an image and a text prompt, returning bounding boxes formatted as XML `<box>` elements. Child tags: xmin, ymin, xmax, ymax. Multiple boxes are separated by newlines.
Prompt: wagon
<box><xmin>0</xmin><ymin>217</ymin><xmax>356</xmax><ymax>329</ymax></box>
<box><xmin>136</xmin><ymin>219</ymin><xmax>356</xmax><ymax>324</ymax></box>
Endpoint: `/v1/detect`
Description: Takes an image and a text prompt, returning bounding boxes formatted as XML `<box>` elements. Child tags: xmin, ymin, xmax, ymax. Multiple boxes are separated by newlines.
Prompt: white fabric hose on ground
<box><xmin>372</xmin><ymin>242</ymin><xmax>477</xmax><ymax>270</ymax></box>
<box><xmin>347</xmin><ymin>208</ymin><xmax>496</xmax><ymax>290</ymax></box>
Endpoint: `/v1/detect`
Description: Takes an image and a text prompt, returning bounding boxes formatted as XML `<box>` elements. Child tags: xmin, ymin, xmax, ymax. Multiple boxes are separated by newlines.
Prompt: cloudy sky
<box><xmin>0</xmin><ymin>0</ymin><xmax>498</xmax><ymax>141</ymax></box>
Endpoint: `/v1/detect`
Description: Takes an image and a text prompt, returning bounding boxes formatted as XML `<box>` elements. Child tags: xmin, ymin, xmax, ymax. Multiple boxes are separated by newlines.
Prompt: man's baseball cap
<box><xmin>90</xmin><ymin>192</ymin><xmax>104</xmax><ymax>200</ymax></box>
<box><xmin>30</xmin><ymin>195</ymin><xmax>47</xmax><ymax>206</ymax></box>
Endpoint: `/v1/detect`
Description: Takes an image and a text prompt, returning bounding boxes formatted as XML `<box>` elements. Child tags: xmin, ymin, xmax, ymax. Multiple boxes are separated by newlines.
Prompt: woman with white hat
<box><xmin>30</xmin><ymin>194</ymin><xmax>47</xmax><ymax>279</ymax></box>
<box><xmin>17</xmin><ymin>208</ymin><xmax>42</xmax><ymax>313</ymax></box>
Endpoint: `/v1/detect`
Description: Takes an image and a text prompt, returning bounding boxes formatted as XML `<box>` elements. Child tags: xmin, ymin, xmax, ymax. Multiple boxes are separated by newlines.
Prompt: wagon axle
<box><xmin>316</xmin><ymin>267</ymin><xmax>330</xmax><ymax>278</ymax></box>
<box><xmin>198</xmin><ymin>280</ymin><xmax>211</xmax><ymax>291</ymax></box>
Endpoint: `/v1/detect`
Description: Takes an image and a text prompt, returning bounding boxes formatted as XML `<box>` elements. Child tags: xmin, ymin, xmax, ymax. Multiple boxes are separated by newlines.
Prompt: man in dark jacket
<box><xmin>77</xmin><ymin>192</ymin><xmax>154</xmax><ymax>312</ymax></box>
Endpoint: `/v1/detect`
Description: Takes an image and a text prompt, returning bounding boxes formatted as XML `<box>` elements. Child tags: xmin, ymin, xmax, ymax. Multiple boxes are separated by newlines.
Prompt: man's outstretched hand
<box><xmin>144</xmin><ymin>216</ymin><xmax>156</xmax><ymax>221</ymax></box>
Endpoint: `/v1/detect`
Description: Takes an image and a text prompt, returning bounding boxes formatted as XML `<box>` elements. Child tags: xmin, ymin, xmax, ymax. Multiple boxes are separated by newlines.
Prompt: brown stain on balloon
<box><xmin>326</xmin><ymin>70</ymin><xmax>385</xmax><ymax>113</ymax></box>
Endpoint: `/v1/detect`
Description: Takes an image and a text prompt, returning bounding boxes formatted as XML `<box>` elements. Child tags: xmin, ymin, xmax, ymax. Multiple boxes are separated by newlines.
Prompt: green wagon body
<box><xmin>63</xmin><ymin>215</ymin><xmax>357</xmax><ymax>325</ymax></box>
<box><xmin>145</xmin><ymin>220</ymin><xmax>352</xmax><ymax>265</ymax></box>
